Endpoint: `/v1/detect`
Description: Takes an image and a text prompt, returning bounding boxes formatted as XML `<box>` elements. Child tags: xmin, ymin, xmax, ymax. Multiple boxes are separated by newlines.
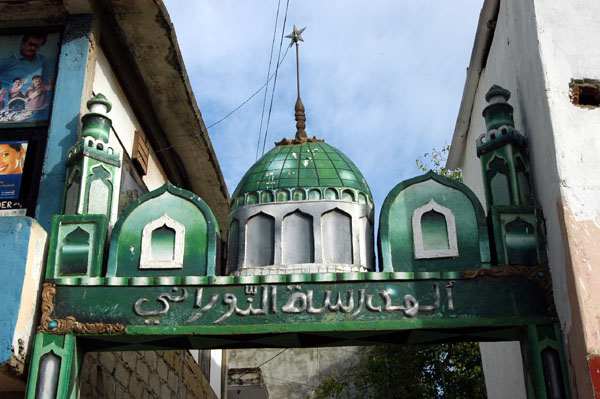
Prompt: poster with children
<box><xmin>0</xmin><ymin>140</ymin><xmax>27</xmax><ymax>199</ymax></box>
<box><xmin>0</xmin><ymin>31</ymin><xmax>59</xmax><ymax>124</ymax></box>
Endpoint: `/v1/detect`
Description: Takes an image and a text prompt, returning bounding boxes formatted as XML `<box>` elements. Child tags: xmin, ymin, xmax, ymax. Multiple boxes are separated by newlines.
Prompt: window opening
<box><xmin>487</xmin><ymin>156</ymin><xmax>511</xmax><ymax>205</ymax></box>
<box><xmin>412</xmin><ymin>199</ymin><xmax>458</xmax><ymax>259</ymax></box>
<box><xmin>151</xmin><ymin>225</ymin><xmax>176</xmax><ymax>261</ymax></box>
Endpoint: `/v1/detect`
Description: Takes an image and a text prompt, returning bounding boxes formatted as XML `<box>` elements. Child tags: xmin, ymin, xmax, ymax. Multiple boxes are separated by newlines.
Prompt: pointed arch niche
<box><xmin>86</xmin><ymin>165</ymin><xmax>113</xmax><ymax>216</ymax></box>
<box><xmin>245</xmin><ymin>212</ymin><xmax>275</xmax><ymax>267</ymax></box>
<box><xmin>412</xmin><ymin>199</ymin><xmax>459</xmax><ymax>259</ymax></box>
<box><xmin>60</xmin><ymin>227</ymin><xmax>90</xmax><ymax>275</ymax></box>
<box><xmin>140</xmin><ymin>213</ymin><xmax>185</xmax><ymax>269</ymax></box>
<box><xmin>282</xmin><ymin>210</ymin><xmax>314</xmax><ymax>264</ymax></box>
<box><xmin>64</xmin><ymin>168</ymin><xmax>81</xmax><ymax>214</ymax></box>
<box><xmin>487</xmin><ymin>156</ymin><xmax>511</xmax><ymax>205</ymax></box>
<box><xmin>321</xmin><ymin>208</ymin><xmax>352</xmax><ymax>264</ymax></box>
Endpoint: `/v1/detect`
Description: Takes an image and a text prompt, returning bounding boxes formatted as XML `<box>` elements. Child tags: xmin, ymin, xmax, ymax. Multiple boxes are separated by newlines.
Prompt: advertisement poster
<box><xmin>0</xmin><ymin>31</ymin><xmax>59</xmax><ymax>124</ymax></box>
<box><xmin>0</xmin><ymin>140</ymin><xmax>27</xmax><ymax>199</ymax></box>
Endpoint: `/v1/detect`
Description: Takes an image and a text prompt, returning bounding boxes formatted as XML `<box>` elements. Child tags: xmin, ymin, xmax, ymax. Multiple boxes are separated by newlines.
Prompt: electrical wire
<box><xmin>255</xmin><ymin>348</ymin><xmax>289</xmax><ymax>369</ymax></box>
<box><xmin>260</xmin><ymin>0</ymin><xmax>291</xmax><ymax>157</ymax></box>
<box><xmin>140</xmin><ymin>0</ymin><xmax>292</xmax><ymax>158</ymax></box>
<box><xmin>205</xmin><ymin>47</ymin><xmax>289</xmax><ymax>131</ymax></box>
<box><xmin>256</xmin><ymin>0</ymin><xmax>283</xmax><ymax>161</ymax></box>
<box><xmin>145</xmin><ymin>46</ymin><xmax>291</xmax><ymax>158</ymax></box>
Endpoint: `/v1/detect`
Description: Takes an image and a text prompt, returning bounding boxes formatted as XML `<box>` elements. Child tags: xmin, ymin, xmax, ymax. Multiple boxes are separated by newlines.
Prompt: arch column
<box><xmin>311</xmin><ymin>208</ymin><xmax>323</xmax><ymax>264</ymax></box>
<box><xmin>25</xmin><ymin>333</ymin><xmax>83</xmax><ymax>399</ymax></box>
<box><xmin>521</xmin><ymin>323</ymin><xmax>571</xmax><ymax>399</ymax></box>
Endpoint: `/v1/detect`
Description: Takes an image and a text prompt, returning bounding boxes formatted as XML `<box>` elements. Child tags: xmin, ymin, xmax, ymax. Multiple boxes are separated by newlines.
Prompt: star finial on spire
<box><xmin>285</xmin><ymin>25</ymin><xmax>306</xmax><ymax>47</ymax></box>
<box><xmin>275</xmin><ymin>24</ymin><xmax>322</xmax><ymax>146</ymax></box>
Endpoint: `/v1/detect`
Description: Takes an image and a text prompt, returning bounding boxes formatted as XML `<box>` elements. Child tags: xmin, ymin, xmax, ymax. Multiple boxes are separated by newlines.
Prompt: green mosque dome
<box><xmin>231</xmin><ymin>141</ymin><xmax>372</xmax><ymax>209</ymax></box>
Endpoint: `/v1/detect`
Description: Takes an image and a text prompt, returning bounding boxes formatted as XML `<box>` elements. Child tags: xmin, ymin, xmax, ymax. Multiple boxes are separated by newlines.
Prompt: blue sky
<box><xmin>164</xmin><ymin>0</ymin><xmax>481</xmax><ymax>214</ymax></box>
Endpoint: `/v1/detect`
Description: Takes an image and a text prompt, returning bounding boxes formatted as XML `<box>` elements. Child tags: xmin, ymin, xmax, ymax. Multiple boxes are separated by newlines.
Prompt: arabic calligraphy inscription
<box><xmin>133</xmin><ymin>282</ymin><xmax>455</xmax><ymax>325</ymax></box>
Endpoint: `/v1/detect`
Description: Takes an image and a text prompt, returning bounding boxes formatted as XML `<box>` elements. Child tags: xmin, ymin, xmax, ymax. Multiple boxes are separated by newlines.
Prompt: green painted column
<box><xmin>477</xmin><ymin>85</ymin><xmax>545</xmax><ymax>266</ymax></box>
<box><xmin>25</xmin><ymin>333</ymin><xmax>83</xmax><ymax>399</ymax></box>
<box><xmin>521</xmin><ymin>324</ymin><xmax>571</xmax><ymax>399</ymax></box>
<box><xmin>477</xmin><ymin>85</ymin><xmax>533</xmax><ymax>210</ymax></box>
<box><xmin>62</xmin><ymin>93</ymin><xmax>122</xmax><ymax>226</ymax></box>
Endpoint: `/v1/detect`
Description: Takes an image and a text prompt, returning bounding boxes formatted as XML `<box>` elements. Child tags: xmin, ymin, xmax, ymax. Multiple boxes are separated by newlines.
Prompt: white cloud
<box><xmin>165</xmin><ymin>0</ymin><xmax>482</xmax><ymax>212</ymax></box>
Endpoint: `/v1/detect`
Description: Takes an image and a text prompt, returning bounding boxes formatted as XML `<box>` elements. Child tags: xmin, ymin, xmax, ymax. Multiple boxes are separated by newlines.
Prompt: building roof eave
<box><xmin>446</xmin><ymin>0</ymin><xmax>500</xmax><ymax>170</ymax></box>
<box><xmin>94</xmin><ymin>0</ymin><xmax>230</xmax><ymax>230</ymax></box>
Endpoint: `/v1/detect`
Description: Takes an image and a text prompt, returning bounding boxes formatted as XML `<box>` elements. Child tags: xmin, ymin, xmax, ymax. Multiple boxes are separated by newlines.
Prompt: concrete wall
<box><xmin>478</xmin><ymin>342</ymin><xmax>526</xmax><ymax>398</ymax></box>
<box><xmin>210</xmin><ymin>349</ymin><xmax>223</xmax><ymax>397</ymax></box>
<box><xmin>457</xmin><ymin>0</ymin><xmax>600</xmax><ymax>396</ymax></box>
<box><xmin>229</xmin><ymin>347</ymin><xmax>360</xmax><ymax>399</ymax></box>
<box><xmin>456</xmin><ymin>1</ymin><xmax>551</xmax><ymax>397</ymax></box>
<box><xmin>92</xmin><ymin>47</ymin><xmax>167</xmax><ymax>191</ymax></box>
<box><xmin>533</xmin><ymin>1</ymin><xmax>600</xmax><ymax>396</ymax></box>
<box><xmin>0</xmin><ymin>218</ymin><xmax>47</xmax><ymax>394</ymax></box>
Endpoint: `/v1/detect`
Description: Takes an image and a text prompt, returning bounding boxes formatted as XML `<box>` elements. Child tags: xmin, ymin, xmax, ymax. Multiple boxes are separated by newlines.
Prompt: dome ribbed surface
<box><xmin>231</xmin><ymin>142</ymin><xmax>371</xmax><ymax>208</ymax></box>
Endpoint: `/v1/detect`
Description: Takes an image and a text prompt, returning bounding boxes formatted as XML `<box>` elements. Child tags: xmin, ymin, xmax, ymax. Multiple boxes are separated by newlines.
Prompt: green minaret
<box><xmin>477</xmin><ymin>85</ymin><xmax>533</xmax><ymax>209</ymax></box>
<box><xmin>477</xmin><ymin>85</ymin><xmax>544</xmax><ymax>265</ymax></box>
<box><xmin>47</xmin><ymin>94</ymin><xmax>122</xmax><ymax>279</ymax></box>
<box><xmin>62</xmin><ymin>93</ymin><xmax>122</xmax><ymax>225</ymax></box>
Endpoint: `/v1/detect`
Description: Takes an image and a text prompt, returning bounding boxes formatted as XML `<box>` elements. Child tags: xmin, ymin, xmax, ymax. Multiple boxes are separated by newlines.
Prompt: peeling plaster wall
<box><xmin>535</xmin><ymin>0</ymin><xmax>600</xmax><ymax>343</ymax></box>
<box><xmin>92</xmin><ymin>47</ymin><xmax>167</xmax><ymax>191</ymax></box>
<box><xmin>533</xmin><ymin>1</ymin><xmax>600</xmax><ymax>396</ymax></box>
<box><xmin>459</xmin><ymin>0</ymin><xmax>600</xmax><ymax>397</ymax></box>
<box><xmin>0</xmin><ymin>218</ymin><xmax>47</xmax><ymax>393</ymax></box>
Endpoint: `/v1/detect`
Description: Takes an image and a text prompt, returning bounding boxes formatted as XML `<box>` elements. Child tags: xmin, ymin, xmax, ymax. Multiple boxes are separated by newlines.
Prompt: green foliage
<box><xmin>416</xmin><ymin>144</ymin><xmax>463</xmax><ymax>182</ymax></box>
<box><xmin>310</xmin><ymin>343</ymin><xmax>486</xmax><ymax>399</ymax></box>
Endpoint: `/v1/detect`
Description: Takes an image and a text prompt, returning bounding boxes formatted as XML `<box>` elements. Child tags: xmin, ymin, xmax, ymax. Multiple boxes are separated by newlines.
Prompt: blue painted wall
<box><xmin>36</xmin><ymin>15</ymin><xmax>92</xmax><ymax>232</ymax></box>
<box><xmin>0</xmin><ymin>13</ymin><xmax>92</xmax><ymax>367</ymax></box>
<box><xmin>0</xmin><ymin>217</ymin><xmax>37</xmax><ymax>364</ymax></box>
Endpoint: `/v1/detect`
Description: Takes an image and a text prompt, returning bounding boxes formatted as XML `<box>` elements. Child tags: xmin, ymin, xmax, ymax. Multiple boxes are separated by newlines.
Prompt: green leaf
<box><xmin>415</xmin><ymin>144</ymin><xmax>462</xmax><ymax>182</ymax></box>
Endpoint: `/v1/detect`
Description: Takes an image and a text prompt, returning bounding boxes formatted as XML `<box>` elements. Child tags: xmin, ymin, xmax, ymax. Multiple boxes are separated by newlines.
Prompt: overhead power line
<box><xmin>261</xmin><ymin>0</ymin><xmax>291</xmax><ymax>157</ymax></box>
<box><xmin>205</xmin><ymin>46</ymin><xmax>290</xmax><ymax>131</ymax></box>
<box><xmin>256</xmin><ymin>0</ymin><xmax>283</xmax><ymax>161</ymax></box>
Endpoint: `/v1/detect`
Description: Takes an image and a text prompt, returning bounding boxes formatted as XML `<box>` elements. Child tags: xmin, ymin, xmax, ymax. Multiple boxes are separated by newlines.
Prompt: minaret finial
<box><xmin>275</xmin><ymin>25</ymin><xmax>323</xmax><ymax>146</ymax></box>
<box><xmin>285</xmin><ymin>25</ymin><xmax>307</xmax><ymax>140</ymax></box>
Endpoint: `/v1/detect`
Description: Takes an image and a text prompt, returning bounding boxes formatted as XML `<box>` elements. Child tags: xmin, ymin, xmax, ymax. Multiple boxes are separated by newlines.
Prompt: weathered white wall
<box><xmin>534</xmin><ymin>0</ymin><xmax>600</xmax><ymax>347</ymax></box>
<box><xmin>457</xmin><ymin>1</ymin><xmax>555</xmax><ymax>397</ymax></box>
<box><xmin>532</xmin><ymin>1</ymin><xmax>600</xmax><ymax>395</ymax></box>
<box><xmin>92</xmin><ymin>48</ymin><xmax>167</xmax><ymax>191</ymax></box>
<box><xmin>12</xmin><ymin>222</ymin><xmax>47</xmax><ymax>364</ymax></box>
<box><xmin>479</xmin><ymin>342</ymin><xmax>527</xmax><ymax>398</ymax></box>
<box><xmin>210</xmin><ymin>349</ymin><xmax>223</xmax><ymax>398</ymax></box>
<box><xmin>458</xmin><ymin>0</ymin><xmax>600</xmax><ymax>396</ymax></box>
<box><xmin>229</xmin><ymin>347</ymin><xmax>360</xmax><ymax>399</ymax></box>
<box><xmin>10</xmin><ymin>220</ymin><xmax>47</xmax><ymax>387</ymax></box>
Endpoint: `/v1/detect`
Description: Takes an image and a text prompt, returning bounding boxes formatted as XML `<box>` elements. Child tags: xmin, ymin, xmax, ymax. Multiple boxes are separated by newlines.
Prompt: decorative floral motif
<box><xmin>38</xmin><ymin>283</ymin><xmax>126</xmax><ymax>334</ymax></box>
<box><xmin>464</xmin><ymin>264</ymin><xmax>546</xmax><ymax>280</ymax></box>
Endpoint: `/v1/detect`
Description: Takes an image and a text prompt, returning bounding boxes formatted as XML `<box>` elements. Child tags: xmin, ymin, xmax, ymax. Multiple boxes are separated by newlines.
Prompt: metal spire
<box><xmin>275</xmin><ymin>25</ymin><xmax>322</xmax><ymax>146</ymax></box>
<box><xmin>285</xmin><ymin>25</ymin><xmax>307</xmax><ymax>140</ymax></box>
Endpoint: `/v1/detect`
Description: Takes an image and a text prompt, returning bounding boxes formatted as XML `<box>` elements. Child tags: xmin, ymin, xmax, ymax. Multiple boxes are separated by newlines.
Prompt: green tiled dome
<box><xmin>231</xmin><ymin>142</ymin><xmax>372</xmax><ymax>209</ymax></box>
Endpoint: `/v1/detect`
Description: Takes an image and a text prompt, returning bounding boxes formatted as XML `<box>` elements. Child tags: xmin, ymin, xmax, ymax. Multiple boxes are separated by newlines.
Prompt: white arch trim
<box><xmin>140</xmin><ymin>213</ymin><xmax>185</xmax><ymax>269</ymax></box>
<box><xmin>412</xmin><ymin>199</ymin><xmax>459</xmax><ymax>259</ymax></box>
